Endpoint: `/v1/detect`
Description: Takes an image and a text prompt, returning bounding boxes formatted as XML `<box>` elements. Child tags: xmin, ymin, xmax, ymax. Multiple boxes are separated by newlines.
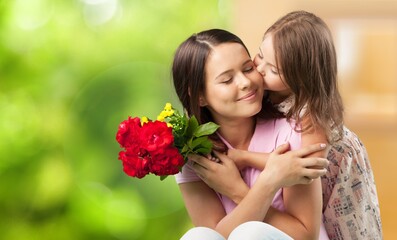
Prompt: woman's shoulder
<box><xmin>252</xmin><ymin>117</ymin><xmax>301</xmax><ymax>151</ymax></box>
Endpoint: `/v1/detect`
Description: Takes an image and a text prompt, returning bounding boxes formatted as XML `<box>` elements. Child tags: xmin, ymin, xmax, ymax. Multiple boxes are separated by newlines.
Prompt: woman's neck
<box><xmin>216</xmin><ymin>117</ymin><xmax>256</xmax><ymax>150</ymax></box>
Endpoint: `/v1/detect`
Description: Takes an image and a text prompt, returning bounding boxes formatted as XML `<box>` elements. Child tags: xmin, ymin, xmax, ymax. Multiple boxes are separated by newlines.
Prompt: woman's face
<box><xmin>201</xmin><ymin>42</ymin><xmax>264</xmax><ymax>123</ymax></box>
<box><xmin>254</xmin><ymin>34</ymin><xmax>289</xmax><ymax>93</ymax></box>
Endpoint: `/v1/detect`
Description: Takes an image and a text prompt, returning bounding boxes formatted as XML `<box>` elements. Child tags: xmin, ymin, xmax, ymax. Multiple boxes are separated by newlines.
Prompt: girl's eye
<box><xmin>271</xmin><ymin>67</ymin><xmax>278</xmax><ymax>74</ymax></box>
<box><xmin>257</xmin><ymin>49</ymin><xmax>263</xmax><ymax>59</ymax></box>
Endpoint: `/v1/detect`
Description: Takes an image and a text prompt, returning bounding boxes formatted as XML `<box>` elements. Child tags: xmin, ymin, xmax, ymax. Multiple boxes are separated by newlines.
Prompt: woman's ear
<box><xmin>189</xmin><ymin>87</ymin><xmax>207</xmax><ymax>107</ymax></box>
<box><xmin>199</xmin><ymin>95</ymin><xmax>207</xmax><ymax>107</ymax></box>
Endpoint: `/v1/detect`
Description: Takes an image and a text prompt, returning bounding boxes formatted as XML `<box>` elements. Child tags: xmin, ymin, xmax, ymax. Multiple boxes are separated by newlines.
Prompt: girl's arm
<box><xmin>227</xmin><ymin>148</ymin><xmax>269</xmax><ymax>170</ymax></box>
<box><xmin>228</xmin><ymin>142</ymin><xmax>327</xmax><ymax>172</ymax></box>
<box><xmin>192</xmin><ymin>143</ymin><xmax>327</xmax><ymax>204</ymax></box>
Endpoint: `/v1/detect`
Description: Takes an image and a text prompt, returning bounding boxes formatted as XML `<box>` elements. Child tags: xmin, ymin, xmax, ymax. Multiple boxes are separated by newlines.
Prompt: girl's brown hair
<box><xmin>265</xmin><ymin>11</ymin><xmax>344</xmax><ymax>142</ymax></box>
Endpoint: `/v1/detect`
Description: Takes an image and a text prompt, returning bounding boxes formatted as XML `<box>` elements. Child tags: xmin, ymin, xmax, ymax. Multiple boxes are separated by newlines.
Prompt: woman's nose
<box><xmin>236</xmin><ymin>73</ymin><xmax>251</xmax><ymax>90</ymax></box>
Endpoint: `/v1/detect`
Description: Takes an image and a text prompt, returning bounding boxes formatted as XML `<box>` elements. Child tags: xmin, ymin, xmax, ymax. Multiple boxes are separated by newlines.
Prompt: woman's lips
<box><xmin>237</xmin><ymin>90</ymin><xmax>257</xmax><ymax>101</ymax></box>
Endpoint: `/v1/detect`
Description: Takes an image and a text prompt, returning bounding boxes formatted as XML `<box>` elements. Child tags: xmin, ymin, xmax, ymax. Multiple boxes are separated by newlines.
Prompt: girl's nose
<box><xmin>253</xmin><ymin>55</ymin><xmax>265</xmax><ymax>76</ymax></box>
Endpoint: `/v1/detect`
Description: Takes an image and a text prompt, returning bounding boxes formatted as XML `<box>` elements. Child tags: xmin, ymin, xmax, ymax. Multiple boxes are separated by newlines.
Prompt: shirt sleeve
<box><xmin>274</xmin><ymin>118</ymin><xmax>301</xmax><ymax>151</ymax></box>
<box><xmin>174</xmin><ymin>161</ymin><xmax>202</xmax><ymax>184</ymax></box>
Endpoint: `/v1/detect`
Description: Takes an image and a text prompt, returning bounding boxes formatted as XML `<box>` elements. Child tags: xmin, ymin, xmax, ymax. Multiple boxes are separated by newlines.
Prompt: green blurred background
<box><xmin>0</xmin><ymin>0</ymin><xmax>232</xmax><ymax>239</ymax></box>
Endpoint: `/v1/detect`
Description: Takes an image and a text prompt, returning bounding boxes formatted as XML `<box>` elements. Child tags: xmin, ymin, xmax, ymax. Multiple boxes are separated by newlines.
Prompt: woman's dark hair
<box><xmin>172</xmin><ymin>28</ymin><xmax>279</xmax><ymax>125</ymax></box>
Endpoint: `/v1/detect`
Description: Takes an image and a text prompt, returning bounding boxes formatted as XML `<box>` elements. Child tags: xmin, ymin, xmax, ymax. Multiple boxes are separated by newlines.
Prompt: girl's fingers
<box><xmin>294</xmin><ymin>143</ymin><xmax>327</xmax><ymax>157</ymax></box>
<box><xmin>303</xmin><ymin>168</ymin><xmax>327</xmax><ymax>180</ymax></box>
<box><xmin>300</xmin><ymin>177</ymin><xmax>314</xmax><ymax>185</ymax></box>
<box><xmin>273</xmin><ymin>142</ymin><xmax>291</xmax><ymax>154</ymax></box>
<box><xmin>301</xmin><ymin>157</ymin><xmax>329</xmax><ymax>168</ymax></box>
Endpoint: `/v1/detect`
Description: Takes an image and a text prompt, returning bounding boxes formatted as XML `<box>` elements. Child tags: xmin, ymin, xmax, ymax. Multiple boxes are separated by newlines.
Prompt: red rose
<box><xmin>140</xmin><ymin>121</ymin><xmax>174</xmax><ymax>152</ymax></box>
<box><xmin>115</xmin><ymin>111</ymin><xmax>190</xmax><ymax>180</ymax></box>
<box><xmin>118</xmin><ymin>150</ymin><xmax>150</xmax><ymax>178</ymax></box>
<box><xmin>116</xmin><ymin>117</ymin><xmax>141</xmax><ymax>148</ymax></box>
<box><xmin>150</xmin><ymin>147</ymin><xmax>184</xmax><ymax>176</ymax></box>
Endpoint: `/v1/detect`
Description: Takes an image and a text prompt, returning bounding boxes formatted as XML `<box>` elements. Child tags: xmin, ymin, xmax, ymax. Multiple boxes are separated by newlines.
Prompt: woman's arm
<box><xmin>179</xmin><ymin>162</ymin><xmax>278</xmax><ymax>238</ymax></box>
<box><xmin>178</xmin><ymin>181</ymin><xmax>226</xmax><ymax>227</ymax></box>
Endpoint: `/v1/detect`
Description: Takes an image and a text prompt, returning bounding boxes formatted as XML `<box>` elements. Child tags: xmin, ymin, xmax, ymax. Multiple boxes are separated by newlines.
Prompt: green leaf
<box><xmin>194</xmin><ymin>147</ymin><xmax>212</xmax><ymax>155</ymax></box>
<box><xmin>198</xmin><ymin>139</ymin><xmax>213</xmax><ymax>150</ymax></box>
<box><xmin>185</xmin><ymin>116</ymin><xmax>199</xmax><ymax>138</ymax></box>
<box><xmin>181</xmin><ymin>144</ymin><xmax>190</xmax><ymax>154</ymax></box>
<box><xmin>193</xmin><ymin>140</ymin><xmax>213</xmax><ymax>154</ymax></box>
<box><xmin>191</xmin><ymin>136</ymin><xmax>208</xmax><ymax>149</ymax></box>
<box><xmin>160</xmin><ymin>175</ymin><xmax>168</xmax><ymax>181</ymax></box>
<box><xmin>193</xmin><ymin>122</ymin><xmax>219</xmax><ymax>137</ymax></box>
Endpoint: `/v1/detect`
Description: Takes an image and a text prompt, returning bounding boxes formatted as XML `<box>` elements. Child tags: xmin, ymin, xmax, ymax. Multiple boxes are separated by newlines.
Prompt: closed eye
<box><xmin>258</xmin><ymin>47</ymin><xmax>264</xmax><ymax>59</ymax></box>
<box><xmin>270</xmin><ymin>66</ymin><xmax>279</xmax><ymax>74</ymax></box>
<box><xmin>221</xmin><ymin>78</ymin><xmax>233</xmax><ymax>84</ymax></box>
<box><xmin>243</xmin><ymin>66</ymin><xmax>254</xmax><ymax>73</ymax></box>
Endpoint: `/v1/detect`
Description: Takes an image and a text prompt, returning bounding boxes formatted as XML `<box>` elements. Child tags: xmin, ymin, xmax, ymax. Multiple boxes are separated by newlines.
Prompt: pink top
<box><xmin>175</xmin><ymin>118</ymin><xmax>329</xmax><ymax>239</ymax></box>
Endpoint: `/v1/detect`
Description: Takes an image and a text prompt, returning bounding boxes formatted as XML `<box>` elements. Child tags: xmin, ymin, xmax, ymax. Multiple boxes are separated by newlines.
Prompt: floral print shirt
<box><xmin>276</xmin><ymin>96</ymin><xmax>383</xmax><ymax>240</ymax></box>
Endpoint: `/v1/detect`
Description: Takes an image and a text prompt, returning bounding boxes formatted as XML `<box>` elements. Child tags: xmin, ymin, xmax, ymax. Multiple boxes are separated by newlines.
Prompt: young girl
<box><xmin>227</xmin><ymin>10</ymin><xmax>382</xmax><ymax>239</ymax></box>
<box><xmin>172</xmin><ymin>28</ymin><xmax>330</xmax><ymax>239</ymax></box>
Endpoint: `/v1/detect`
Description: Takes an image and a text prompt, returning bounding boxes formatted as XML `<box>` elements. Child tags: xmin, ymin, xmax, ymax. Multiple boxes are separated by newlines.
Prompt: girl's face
<box><xmin>201</xmin><ymin>43</ymin><xmax>264</xmax><ymax>123</ymax></box>
<box><xmin>254</xmin><ymin>34</ymin><xmax>290</xmax><ymax>93</ymax></box>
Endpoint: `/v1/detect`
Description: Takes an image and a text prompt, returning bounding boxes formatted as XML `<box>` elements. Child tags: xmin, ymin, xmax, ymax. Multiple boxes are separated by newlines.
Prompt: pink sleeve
<box><xmin>274</xmin><ymin>118</ymin><xmax>301</xmax><ymax>151</ymax></box>
<box><xmin>286</xmin><ymin>125</ymin><xmax>301</xmax><ymax>151</ymax></box>
<box><xmin>174</xmin><ymin>161</ymin><xmax>202</xmax><ymax>184</ymax></box>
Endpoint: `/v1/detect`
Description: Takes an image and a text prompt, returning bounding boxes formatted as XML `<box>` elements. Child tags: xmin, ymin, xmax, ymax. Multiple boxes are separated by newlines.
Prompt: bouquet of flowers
<box><xmin>116</xmin><ymin>103</ymin><xmax>219</xmax><ymax>180</ymax></box>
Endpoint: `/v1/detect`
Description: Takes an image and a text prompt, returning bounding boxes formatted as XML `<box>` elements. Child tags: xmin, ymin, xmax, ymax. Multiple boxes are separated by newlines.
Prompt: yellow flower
<box><xmin>157</xmin><ymin>114</ymin><xmax>165</xmax><ymax>122</ymax></box>
<box><xmin>164</xmin><ymin>103</ymin><xmax>172</xmax><ymax>111</ymax></box>
<box><xmin>157</xmin><ymin>103</ymin><xmax>175</xmax><ymax>122</ymax></box>
<box><xmin>141</xmin><ymin>116</ymin><xmax>149</xmax><ymax>126</ymax></box>
<box><xmin>162</xmin><ymin>110</ymin><xmax>174</xmax><ymax>118</ymax></box>
<box><xmin>167</xmin><ymin>123</ymin><xmax>173</xmax><ymax>128</ymax></box>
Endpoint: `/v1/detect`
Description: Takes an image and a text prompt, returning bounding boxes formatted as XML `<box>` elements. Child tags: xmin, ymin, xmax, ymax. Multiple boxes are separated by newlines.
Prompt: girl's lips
<box><xmin>237</xmin><ymin>90</ymin><xmax>257</xmax><ymax>101</ymax></box>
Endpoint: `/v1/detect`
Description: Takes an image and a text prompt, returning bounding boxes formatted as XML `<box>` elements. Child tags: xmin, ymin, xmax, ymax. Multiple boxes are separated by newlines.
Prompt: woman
<box><xmin>172</xmin><ymin>29</ymin><xmax>329</xmax><ymax>239</ymax></box>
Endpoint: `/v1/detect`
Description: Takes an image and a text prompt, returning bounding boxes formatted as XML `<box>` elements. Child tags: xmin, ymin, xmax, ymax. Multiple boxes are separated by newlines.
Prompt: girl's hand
<box><xmin>189</xmin><ymin>152</ymin><xmax>249</xmax><ymax>204</ymax></box>
<box><xmin>260</xmin><ymin>142</ymin><xmax>329</xmax><ymax>189</ymax></box>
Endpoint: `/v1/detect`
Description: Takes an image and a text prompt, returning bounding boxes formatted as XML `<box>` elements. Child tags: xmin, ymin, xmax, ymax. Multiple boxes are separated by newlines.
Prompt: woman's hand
<box><xmin>189</xmin><ymin>152</ymin><xmax>249</xmax><ymax>204</ymax></box>
<box><xmin>259</xmin><ymin>142</ymin><xmax>329</xmax><ymax>189</ymax></box>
